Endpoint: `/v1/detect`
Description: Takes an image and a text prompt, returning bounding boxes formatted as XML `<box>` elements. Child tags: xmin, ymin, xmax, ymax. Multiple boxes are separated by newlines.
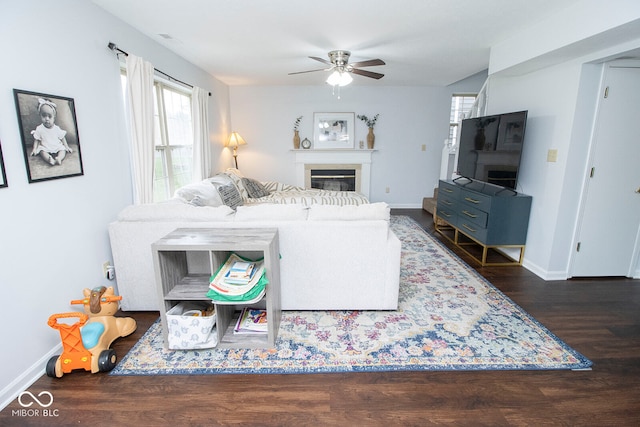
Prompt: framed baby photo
<box><xmin>313</xmin><ymin>112</ymin><xmax>355</xmax><ymax>149</ymax></box>
<box><xmin>0</xmin><ymin>140</ymin><xmax>7</xmax><ymax>188</ymax></box>
<box><xmin>13</xmin><ymin>89</ymin><xmax>84</xmax><ymax>183</ymax></box>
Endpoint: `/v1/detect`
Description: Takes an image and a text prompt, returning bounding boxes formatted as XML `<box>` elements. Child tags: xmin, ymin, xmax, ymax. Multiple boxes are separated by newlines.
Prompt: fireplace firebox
<box><xmin>294</xmin><ymin>150</ymin><xmax>373</xmax><ymax>198</ymax></box>
<box><xmin>310</xmin><ymin>169</ymin><xmax>356</xmax><ymax>191</ymax></box>
<box><xmin>304</xmin><ymin>163</ymin><xmax>361</xmax><ymax>193</ymax></box>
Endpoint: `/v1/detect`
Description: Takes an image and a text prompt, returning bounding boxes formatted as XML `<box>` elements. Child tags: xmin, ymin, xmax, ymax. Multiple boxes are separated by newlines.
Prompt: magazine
<box><xmin>234</xmin><ymin>307</ymin><xmax>268</xmax><ymax>334</ymax></box>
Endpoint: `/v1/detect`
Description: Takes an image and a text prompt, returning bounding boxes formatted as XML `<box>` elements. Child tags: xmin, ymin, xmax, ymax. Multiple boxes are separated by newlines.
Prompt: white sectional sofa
<box><xmin>108</xmin><ymin>171</ymin><xmax>401</xmax><ymax>311</ymax></box>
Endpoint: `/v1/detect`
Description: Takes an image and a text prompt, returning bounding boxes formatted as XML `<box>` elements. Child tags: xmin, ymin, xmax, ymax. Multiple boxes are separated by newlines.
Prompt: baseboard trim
<box><xmin>522</xmin><ymin>259</ymin><xmax>568</xmax><ymax>281</ymax></box>
<box><xmin>0</xmin><ymin>343</ymin><xmax>61</xmax><ymax>411</ymax></box>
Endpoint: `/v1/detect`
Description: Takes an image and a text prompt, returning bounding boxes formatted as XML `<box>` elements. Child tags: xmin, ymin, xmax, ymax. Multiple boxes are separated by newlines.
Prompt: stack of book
<box><xmin>234</xmin><ymin>307</ymin><xmax>268</xmax><ymax>335</ymax></box>
<box><xmin>206</xmin><ymin>253</ymin><xmax>267</xmax><ymax>304</ymax></box>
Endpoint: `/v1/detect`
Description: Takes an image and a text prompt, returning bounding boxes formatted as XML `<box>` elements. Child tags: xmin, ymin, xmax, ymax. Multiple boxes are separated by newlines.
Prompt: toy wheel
<box><xmin>46</xmin><ymin>356</ymin><xmax>60</xmax><ymax>378</ymax></box>
<box><xmin>98</xmin><ymin>349</ymin><xmax>117</xmax><ymax>372</ymax></box>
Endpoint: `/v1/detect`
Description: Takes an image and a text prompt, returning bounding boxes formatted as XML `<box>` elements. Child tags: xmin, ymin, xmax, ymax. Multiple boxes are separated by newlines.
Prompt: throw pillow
<box><xmin>174</xmin><ymin>181</ymin><xmax>223</xmax><ymax>206</ymax></box>
<box><xmin>224</xmin><ymin>172</ymin><xmax>249</xmax><ymax>201</ymax></box>
<box><xmin>242</xmin><ymin>178</ymin><xmax>270</xmax><ymax>198</ymax></box>
<box><xmin>188</xmin><ymin>196</ymin><xmax>206</xmax><ymax>207</ymax></box>
<box><xmin>215</xmin><ymin>183</ymin><xmax>243</xmax><ymax>210</ymax></box>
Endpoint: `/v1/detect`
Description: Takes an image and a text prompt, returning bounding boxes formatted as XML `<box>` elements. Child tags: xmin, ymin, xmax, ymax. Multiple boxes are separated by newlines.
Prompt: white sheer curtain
<box><xmin>191</xmin><ymin>86</ymin><xmax>210</xmax><ymax>181</ymax></box>
<box><xmin>125</xmin><ymin>54</ymin><xmax>155</xmax><ymax>204</ymax></box>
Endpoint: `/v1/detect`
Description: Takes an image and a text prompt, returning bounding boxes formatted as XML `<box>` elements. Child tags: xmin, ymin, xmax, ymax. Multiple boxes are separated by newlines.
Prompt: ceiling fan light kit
<box><xmin>326</xmin><ymin>70</ymin><xmax>353</xmax><ymax>86</ymax></box>
<box><xmin>290</xmin><ymin>50</ymin><xmax>385</xmax><ymax>93</ymax></box>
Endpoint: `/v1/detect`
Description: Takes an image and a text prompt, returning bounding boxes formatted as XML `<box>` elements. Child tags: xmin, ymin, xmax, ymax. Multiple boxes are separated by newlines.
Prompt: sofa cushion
<box><xmin>117</xmin><ymin>203</ymin><xmax>235</xmax><ymax>222</ymax></box>
<box><xmin>235</xmin><ymin>204</ymin><xmax>309</xmax><ymax>221</ymax></box>
<box><xmin>307</xmin><ymin>202</ymin><xmax>390</xmax><ymax>221</ymax></box>
<box><xmin>216</xmin><ymin>182</ymin><xmax>244</xmax><ymax>210</ymax></box>
<box><xmin>242</xmin><ymin>178</ymin><xmax>270</xmax><ymax>198</ymax></box>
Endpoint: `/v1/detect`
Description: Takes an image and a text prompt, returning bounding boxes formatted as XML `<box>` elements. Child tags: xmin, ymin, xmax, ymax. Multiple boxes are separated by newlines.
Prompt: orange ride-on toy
<box><xmin>46</xmin><ymin>286</ymin><xmax>137</xmax><ymax>378</ymax></box>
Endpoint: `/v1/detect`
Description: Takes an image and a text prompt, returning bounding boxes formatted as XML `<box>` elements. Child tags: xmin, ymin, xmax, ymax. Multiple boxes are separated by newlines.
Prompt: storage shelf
<box><xmin>163</xmin><ymin>275</ymin><xmax>210</xmax><ymax>300</ymax></box>
<box><xmin>216</xmin><ymin>308</ymin><xmax>270</xmax><ymax>349</ymax></box>
<box><xmin>152</xmin><ymin>228</ymin><xmax>281</xmax><ymax>350</ymax></box>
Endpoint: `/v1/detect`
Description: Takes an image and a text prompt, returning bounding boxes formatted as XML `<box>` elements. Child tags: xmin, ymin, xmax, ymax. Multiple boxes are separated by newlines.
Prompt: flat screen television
<box><xmin>455</xmin><ymin>110</ymin><xmax>528</xmax><ymax>190</ymax></box>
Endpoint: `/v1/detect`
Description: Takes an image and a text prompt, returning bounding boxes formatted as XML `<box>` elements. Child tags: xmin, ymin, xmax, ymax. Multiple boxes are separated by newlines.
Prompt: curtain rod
<box><xmin>108</xmin><ymin>42</ymin><xmax>211</xmax><ymax>96</ymax></box>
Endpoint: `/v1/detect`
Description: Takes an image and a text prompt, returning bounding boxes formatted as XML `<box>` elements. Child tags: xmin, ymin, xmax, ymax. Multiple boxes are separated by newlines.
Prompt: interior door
<box><xmin>571</xmin><ymin>62</ymin><xmax>640</xmax><ymax>277</ymax></box>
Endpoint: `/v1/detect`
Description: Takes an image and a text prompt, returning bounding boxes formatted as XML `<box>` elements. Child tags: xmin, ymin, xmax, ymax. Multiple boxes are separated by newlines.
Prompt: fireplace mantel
<box><xmin>293</xmin><ymin>149</ymin><xmax>375</xmax><ymax>198</ymax></box>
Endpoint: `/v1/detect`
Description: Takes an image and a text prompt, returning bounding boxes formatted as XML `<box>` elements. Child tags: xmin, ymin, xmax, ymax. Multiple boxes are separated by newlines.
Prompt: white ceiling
<box><xmin>91</xmin><ymin>0</ymin><xmax>583</xmax><ymax>87</ymax></box>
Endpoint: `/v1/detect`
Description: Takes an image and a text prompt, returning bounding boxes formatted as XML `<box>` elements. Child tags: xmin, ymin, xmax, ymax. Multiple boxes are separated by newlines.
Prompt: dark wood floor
<box><xmin>2</xmin><ymin>209</ymin><xmax>639</xmax><ymax>426</ymax></box>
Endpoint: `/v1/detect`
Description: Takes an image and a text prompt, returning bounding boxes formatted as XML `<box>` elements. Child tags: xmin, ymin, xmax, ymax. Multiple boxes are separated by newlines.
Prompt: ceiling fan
<box><xmin>289</xmin><ymin>50</ymin><xmax>385</xmax><ymax>85</ymax></box>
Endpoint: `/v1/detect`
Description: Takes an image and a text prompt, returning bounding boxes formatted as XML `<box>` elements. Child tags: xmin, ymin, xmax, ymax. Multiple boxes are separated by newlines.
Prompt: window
<box><xmin>120</xmin><ymin>74</ymin><xmax>193</xmax><ymax>202</ymax></box>
<box><xmin>449</xmin><ymin>94</ymin><xmax>476</xmax><ymax>148</ymax></box>
<box><xmin>152</xmin><ymin>83</ymin><xmax>193</xmax><ymax>201</ymax></box>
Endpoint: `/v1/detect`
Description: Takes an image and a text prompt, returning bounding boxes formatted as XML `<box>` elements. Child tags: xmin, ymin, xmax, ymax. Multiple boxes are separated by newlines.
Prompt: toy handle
<box><xmin>47</xmin><ymin>312</ymin><xmax>89</xmax><ymax>329</ymax></box>
<box><xmin>70</xmin><ymin>295</ymin><xmax>122</xmax><ymax>305</ymax></box>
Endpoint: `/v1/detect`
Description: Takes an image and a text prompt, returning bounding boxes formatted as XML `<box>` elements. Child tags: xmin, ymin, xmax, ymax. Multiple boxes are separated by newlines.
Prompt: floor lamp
<box><xmin>226</xmin><ymin>132</ymin><xmax>247</xmax><ymax>169</ymax></box>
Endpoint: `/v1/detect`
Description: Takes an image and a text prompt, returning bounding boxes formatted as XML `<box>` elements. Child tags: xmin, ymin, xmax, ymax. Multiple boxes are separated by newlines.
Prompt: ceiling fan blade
<box><xmin>288</xmin><ymin>68</ymin><xmax>330</xmax><ymax>75</ymax></box>
<box><xmin>309</xmin><ymin>56</ymin><xmax>333</xmax><ymax>66</ymax></box>
<box><xmin>349</xmin><ymin>59</ymin><xmax>386</xmax><ymax>68</ymax></box>
<box><xmin>351</xmin><ymin>68</ymin><xmax>385</xmax><ymax>80</ymax></box>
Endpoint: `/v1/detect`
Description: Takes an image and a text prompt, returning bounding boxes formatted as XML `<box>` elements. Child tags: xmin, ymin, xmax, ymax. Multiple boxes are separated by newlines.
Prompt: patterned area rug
<box><xmin>111</xmin><ymin>216</ymin><xmax>591</xmax><ymax>375</ymax></box>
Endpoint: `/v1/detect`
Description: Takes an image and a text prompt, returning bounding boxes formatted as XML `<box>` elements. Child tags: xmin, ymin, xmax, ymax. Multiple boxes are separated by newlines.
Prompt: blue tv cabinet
<box><xmin>434</xmin><ymin>179</ymin><xmax>532</xmax><ymax>266</ymax></box>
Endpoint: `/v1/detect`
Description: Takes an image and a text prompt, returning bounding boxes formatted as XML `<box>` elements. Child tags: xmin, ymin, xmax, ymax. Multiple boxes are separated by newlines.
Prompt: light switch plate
<box><xmin>547</xmin><ymin>149</ymin><xmax>558</xmax><ymax>162</ymax></box>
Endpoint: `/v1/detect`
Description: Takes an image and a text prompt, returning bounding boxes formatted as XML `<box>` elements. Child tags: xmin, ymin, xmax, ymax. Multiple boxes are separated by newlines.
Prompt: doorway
<box><xmin>570</xmin><ymin>61</ymin><xmax>640</xmax><ymax>277</ymax></box>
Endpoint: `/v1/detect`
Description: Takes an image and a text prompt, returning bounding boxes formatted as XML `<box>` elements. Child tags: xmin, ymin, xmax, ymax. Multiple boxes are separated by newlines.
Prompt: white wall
<box><xmin>486</xmin><ymin>1</ymin><xmax>640</xmax><ymax>278</ymax></box>
<box><xmin>487</xmin><ymin>64</ymin><xmax>585</xmax><ymax>276</ymax></box>
<box><xmin>0</xmin><ymin>0</ymin><xmax>229</xmax><ymax>409</ymax></box>
<box><xmin>229</xmin><ymin>72</ymin><xmax>486</xmax><ymax>207</ymax></box>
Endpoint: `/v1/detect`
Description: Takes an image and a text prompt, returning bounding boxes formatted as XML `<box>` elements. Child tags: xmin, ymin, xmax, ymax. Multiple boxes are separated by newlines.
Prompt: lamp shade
<box><xmin>226</xmin><ymin>132</ymin><xmax>247</xmax><ymax>148</ymax></box>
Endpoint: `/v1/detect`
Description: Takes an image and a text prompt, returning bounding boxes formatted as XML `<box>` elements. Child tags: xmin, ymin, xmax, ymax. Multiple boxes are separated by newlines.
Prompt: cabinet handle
<box><xmin>462</xmin><ymin>223</ymin><xmax>477</xmax><ymax>233</ymax></box>
<box><xmin>440</xmin><ymin>211</ymin><xmax>451</xmax><ymax>218</ymax></box>
<box><xmin>442</xmin><ymin>200</ymin><xmax>452</xmax><ymax>206</ymax></box>
<box><xmin>464</xmin><ymin>197</ymin><xmax>480</xmax><ymax>204</ymax></box>
<box><xmin>442</xmin><ymin>188</ymin><xmax>453</xmax><ymax>193</ymax></box>
<box><xmin>462</xmin><ymin>210</ymin><xmax>477</xmax><ymax>218</ymax></box>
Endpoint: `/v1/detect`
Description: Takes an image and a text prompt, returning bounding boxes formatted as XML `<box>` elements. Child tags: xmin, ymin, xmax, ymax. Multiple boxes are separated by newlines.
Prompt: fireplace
<box><xmin>294</xmin><ymin>149</ymin><xmax>374</xmax><ymax>198</ymax></box>
<box><xmin>306</xmin><ymin>165</ymin><xmax>360</xmax><ymax>192</ymax></box>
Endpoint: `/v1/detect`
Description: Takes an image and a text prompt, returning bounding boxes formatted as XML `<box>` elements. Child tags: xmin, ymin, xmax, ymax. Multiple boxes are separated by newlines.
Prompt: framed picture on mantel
<box><xmin>313</xmin><ymin>112</ymin><xmax>354</xmax><ymax>149</ymax></box>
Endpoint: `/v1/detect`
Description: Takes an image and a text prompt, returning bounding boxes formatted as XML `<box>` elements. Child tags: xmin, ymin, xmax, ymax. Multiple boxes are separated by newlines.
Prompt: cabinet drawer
<box><xmin>437</xmin><ymin>194</ymin><xmax>457</xmax><ymax>210</ymax></box>
<box><xmin>435</xmin><ymin>203</ymin><xmax>457</xmax><ymax>225</ymax></box>
<box><xmin>458</xmin><ymin>220</ymin><xmax>488</xmax><ymax>243</ymax></box>
<box><xmin>460</xmin><ymin>189</ymin><xmax>492</xmax><ymax>211</ymax></box>
<box><xmin>458</xmin><ymin>204</ymin><xmax>488</xmax><ymax>228</ymax></box>
<box><xmin>438</xmin><ymin>181</ymin><xmax>460</xmax><ymax>199</ymax></box>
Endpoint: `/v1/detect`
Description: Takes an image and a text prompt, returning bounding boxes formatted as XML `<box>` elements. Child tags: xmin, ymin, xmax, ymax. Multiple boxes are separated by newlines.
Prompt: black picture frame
<box><xmin>0</xmin><ymin>140</ymin><xmax>7</xmax><ymax>188</ymax></box>
<box><xmin>13</xmin><ymin>89</ymin><xmax>84</xmax><ymax>183</ymax></box>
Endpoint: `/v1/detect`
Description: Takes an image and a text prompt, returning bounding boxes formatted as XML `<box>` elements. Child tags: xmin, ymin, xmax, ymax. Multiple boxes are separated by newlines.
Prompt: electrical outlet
<box><xmin>102</xmin><ymin>261</ymin><xmax>111</xmax><ymax>278</ymax></box>
<box><xmin>421</xmin><ymin>144</ymin><xmax>426</xmax><ymax>152</ymax></box>
<box><xmin>385</xmin><ymin>187</ymin><xmax>390</xmax><ymax>193</ymax></box>
<box><xmin>547</xmin><ymin>149</ymin><xmax>558</xmax><ymax>162</ymax></box>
